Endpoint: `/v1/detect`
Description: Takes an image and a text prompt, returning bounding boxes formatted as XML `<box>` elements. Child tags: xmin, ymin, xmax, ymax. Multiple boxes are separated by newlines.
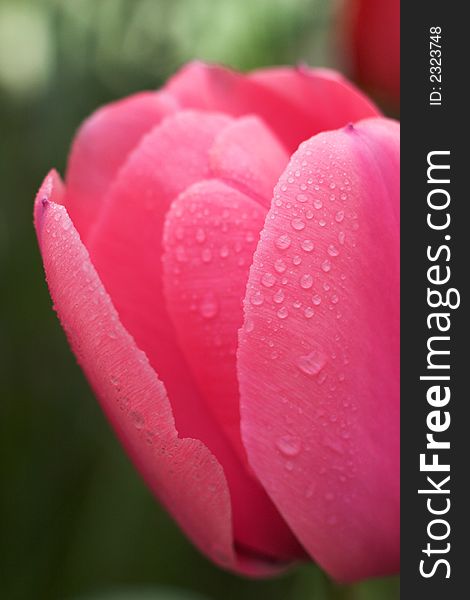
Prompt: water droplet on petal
<box><xmin>327</xmin><ymin>244</ymin><xmax>339</xmax><ymax>257</ymax></box>
<box><xmin>304</xmin><ymin>306</ymin><xmax>314</xmax><ymax>318</ymax></box>
<box><xmin>175</xmin><ymin>246</ymin><xmax>187</xmax><ymax>263</ymax></box>
<box><xmin>305</xmin><ymin>483</ymin><xmax>315</xmax><ymax>498</ymax></box>
<box><xmin>261</xmin><ymin>272</ymin><xmax>276</xmax><ymax>288</ymax></box>
<box><xmin>313</xmin><ymin>198</ymin><xmax>323</xmax><ymax>209</ymax></box>
<box><xmin>291</xmin><ymin>218</ymin><xmax>305</xmax><ymax>231</ymax></box>
<box><xmin>296</xmin><ymin>193</ymin><xmax>308</xmax><ymax>203</ymax></box>
<box><xmin>301</xmin><ymin>239</ymin><xmax>314</xmax><ymax>252</ymax></box>
<box><xmin>300</xmin><ymin>274</ymin><xmax>313</xmax><ymax>289</ymax></box>
<box><xmin>196</xmin><ymin>228</ymin><xmax>206</xmax><ymax>243</ymax></box>
<box><xmin>273</xmin><ymin>289</ymin><xmax>285</xmax><ymax>304</ymax></box>
<box><xmin>219</xmin><ymin>245</ymin><xmax>229</xmax><ymax>258</ymax></box>
<box><xmin>292</xmin><ymin>255</ymin><xmax>302</xmax><ymax>265</ymax></box>
<box><xmin>250</xmin><ymin>290</ymin><xmax>264</xmax><ymax>306</ymax></box>
<box><xmin>277</xmin><ymin>306</ymin><xmax>289</xmax><ymax>319</ymax></box>
<box><xmin>276</xmin><ymin>435</ymin><xmax>301</xmax><ymax>457</ymax></box>
<box><xmin>312</xmin><ymin>294</ymin><xmax>322</xmax><ymax>305</ymax></box>
<box><xmin>335</xmin><ymin>210</ymin><xmax>345</xmax><ymax>223</ymax></box>
<box><xmin>321</xmin><ymin>259</ymin><xmax>331</xmax><ymax>272</ymax></box>
<box><xmin>199</xmin><ymin>293</ymin><xmax>218</xmax><ymax>319</ymax></box>
<box><xmin>274</xmin><ymin>259</ymin><xmax>287</xmax><ymax>275</ymax></box>
<box><xmin>297</xmin><ymin>349</ymin><xmax>327</xmax><ymax>376</ymax></box>
<box><xmin>275</xmin><ymin>233</ymin><xmax>292</xmax><ymax>250</ymax></box>
<box><xmin>201</xmin><ymin>248</ymin><xmax>212</xmax><ymax>263</ymax></box>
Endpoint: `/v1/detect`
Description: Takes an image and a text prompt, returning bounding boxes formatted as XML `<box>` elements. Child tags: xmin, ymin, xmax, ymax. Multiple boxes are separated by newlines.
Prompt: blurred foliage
<box><xmin>0</xmin><ymin>0</ymin><xmax>398</xmax><ymax>598</ymax></box>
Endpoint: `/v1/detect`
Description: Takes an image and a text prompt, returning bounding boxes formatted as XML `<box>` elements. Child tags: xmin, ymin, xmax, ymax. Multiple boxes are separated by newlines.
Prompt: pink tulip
<box><xmin>34</xmin><ymin>62</ymin><xmax>399</xmax><ymax>582</ymax></box>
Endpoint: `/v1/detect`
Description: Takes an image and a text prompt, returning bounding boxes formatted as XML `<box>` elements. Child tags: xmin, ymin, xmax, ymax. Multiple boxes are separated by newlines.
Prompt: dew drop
<box><xmin>276</xmin><ymin>435</ymin><xmax>301</xmax><ymax>457</ymax></box>
<box><xmin>331</xmin><ymin>294</ymin><xmax>339</xmax><ymax>304</ymax></box>
<box><xmin>219</xmin><ymin>245</ymin><xmax>229</xmax><ymax>258</ymax></box>
<box><xmin>335</xmin><ymin>210</ymin><xmax>345</xmax><ymax>223</ymax></box>
<box><xmin>327</xmin><ymin>244</ymin><xmax>339</xmax><ymax>257</ymax></box>
<box><xmin>297</xmin><ymin>349</ymin><xmax>327</xmax><ymax>376</ymax></box>
<box><xmin>291</xmin><ymin>218</ymin><xmax>305</xmax><ymax>231</ymax></box>
<box><xmin>274</xmin><ymin>258</ymin><xmax>287</xmax><ymax>273</ymax></box>
<box><xmin>245</xmin><ymin>318</ymin><xmax>254</xmax><ymax>333</ymax></box>
<box><xmin>273</xmin><ymin>289</ymin><xmax>285</xmax><ymax>304</ymax></box>
<box><xmin>300</xmin><ymin>274</ymin><xmax>313</xmax><ymax>289</ymax></box>
<box><xmin>292</xmin><ymin>255</ymin><xmax>302</xmax><ymax>266</ymax></box>
<box><xmin>321</xmin><ymin>259</ymin><xmax>331</xmax><ymax>272</ymax></box>
<box><xmin>296</xmin><ymin>193</ymin><xmax>308</xmax><ymax>203</ymax></box>
<box><xmin>196</xmin><ymin>228</ymin><xmax>206</xmax><ymax>243</ymax></box>
<box><xmin>338</xmin><ymin>231</ymin><xmax>346</xmax><ymax>245</ymax></box>
<box><xmin>275</xmin><ymin>233</ymin><xmax>292</xmax><ymax>250</ymax></box>
<box><xmin>319</xmin><ymin>219</ymin><xmax>327</xmax><ymax>227</ymax></box>
<box><xmin>175</xmin><ymin>246</ymin><xmax>187</xmax><ymax>263</ymax></box>
<box><xmin>277</xmin><ymin>306</ymin><xmax>289</xmax><ymax>319</ymax></box>
<box><xmin>130</xmin><ymin>410</ymin><xmax>145</xmax><ymax>430</ymax></box>
<box><xmin>305</xmin><ymin>483</ymin><xmax>315</xmax><ymax>498</ymax></box>
<box><xmin>312</xmin><ymin>294</ymin><xmax>322</xmax><ymax>306</ymax></box>
<box><xmin>301</xmin><ymin>239</ymin><xmax>314</xmax><ymax>252</ymax></box>
<box><xmin>201</xmin><ymin>248</ymin><xmax>212</xmax><ymax>263</ymax></box>
<box><xmin>313</xmin><ymin>198</ymin><xmax>323</xmax><ymax>210</ymax></box>
<box><xmin>261</xmin><ymin>272</ymin><xmax>276</xmax><ymax>288</ymax></box>
<box><xmin>199</xmin><ymin>293</ymin><xmax>218</xmax><ymax>319</ymax></box>
<box><xmin>250</xmin><ymin>290</ymin><xmax>264</xmax><ymax>306</ymax></box>
<box><xmin>304</xmin><ymin>307</ymin><xmax>314</xmax><ymax>319</ymax></box>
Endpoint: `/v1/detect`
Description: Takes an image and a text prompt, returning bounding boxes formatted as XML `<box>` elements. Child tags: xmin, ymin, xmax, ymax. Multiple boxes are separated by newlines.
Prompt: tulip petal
<box><xmin>87</xmin><ymin>111</ymin><xmax>232</xmax><ymax>439</ymax></box>
<box><xmin>162</xmin><ymin>179</ymin><xmax>303</xmax><ymax>560</ymax></box>
<box><xmin>34</xmin><ymin>171</ymin><xmax>288</xmax><ymax>576</ymax></box>
<box><xmin>165</xmin><ymin>61</ymin><xmax>379</xmax><ymax>152</ymax></box>
<box><xmin>209</xmin><ymin>116</ymin><xmax>289</xmax><ymax>207</ymax></box>
<box><xmin>162</xmin><ymin>180</ymin><xmax>263</xmax><ymax>461</ymax></box>
<box><xmin>249</xmin><ymin>65</ymin><xmax>380</xmax><ymax>130</ymax></box>
<box><xmin>237</xmin><ymin>119</ymin><xmax>399</xmax><ymax>581</ymax></box>
<box><xmin>85</xmin><ymin>112</ymin><xmax>303</xmax><ymax>561</ymax></box>
<box><xmin>65</xmin><ymin>91</ymin><xmax>178</xmax><ymax>240</ymax></box>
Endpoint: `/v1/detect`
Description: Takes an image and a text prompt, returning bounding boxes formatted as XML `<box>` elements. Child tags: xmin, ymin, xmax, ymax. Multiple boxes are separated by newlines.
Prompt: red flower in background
<box><xmin>342</xmin><ymin>0</ymin><xmax>400</xmax><ymax>106</ymax></box>
<box><xmin>34</xmin><ymin>62</ymin><xmax>399</xmax><ymax>582</ymax></box>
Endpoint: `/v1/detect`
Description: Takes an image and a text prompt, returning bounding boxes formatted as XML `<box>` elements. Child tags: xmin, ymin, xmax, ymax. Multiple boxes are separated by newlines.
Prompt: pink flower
<box><xmin>34</xmin><ymin>62</ymin><xmax>399</xmax><ymax>582</ymax></box>
<box><xmin>341</xmin><ymin>0</ymin><xmax>400</xmax><ymax>106</ymax></box>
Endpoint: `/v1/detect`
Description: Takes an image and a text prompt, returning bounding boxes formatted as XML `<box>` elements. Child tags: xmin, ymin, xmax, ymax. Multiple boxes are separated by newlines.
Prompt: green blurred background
<box><xmin>0</xmin><ymin>0</ymin><xmax>399</xmax><ymax>598</ymax></box>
